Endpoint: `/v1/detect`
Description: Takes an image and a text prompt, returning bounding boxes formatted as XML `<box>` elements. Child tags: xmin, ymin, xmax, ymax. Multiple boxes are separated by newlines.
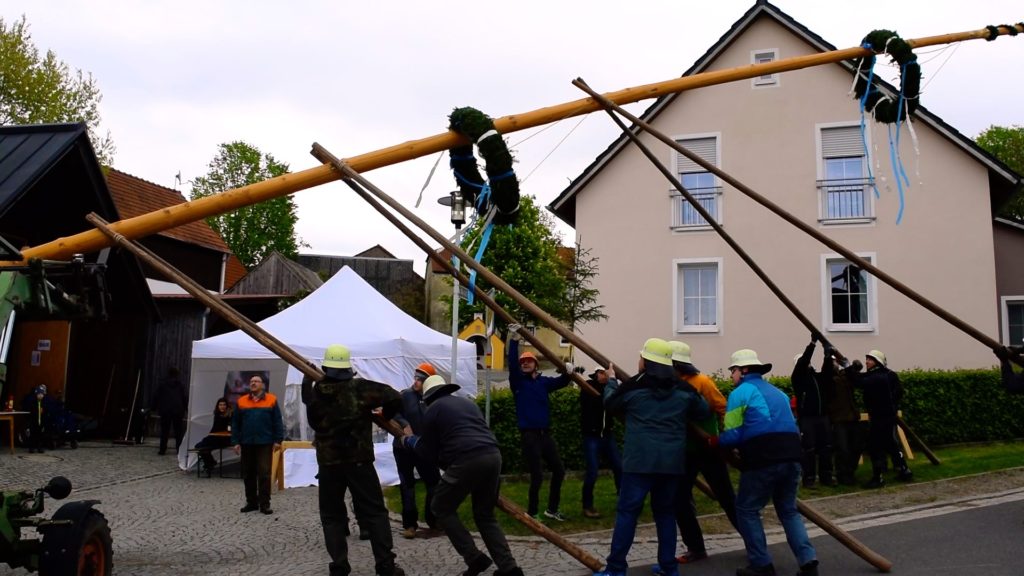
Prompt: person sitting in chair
<box><xmin>195</xmin><ymin>397</ymin><xmax>233</xmax><ymax>476</ymax></box>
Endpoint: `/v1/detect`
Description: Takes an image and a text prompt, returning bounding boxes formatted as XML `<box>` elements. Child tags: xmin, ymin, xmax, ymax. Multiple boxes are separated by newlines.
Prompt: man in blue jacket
<box><xmin>593</xmin><ymin>338</ymin><xmax>709</xmax><ymax>576</ymax></box>
<box><xmin>720</xmin><ymin>349</ymin><xmax>818</xmax><ymax>576</ymax></box>
<box><xmin>506</xmin><ymin>324</ymin><xmax>572</xmax><ymax>521</ymax></box>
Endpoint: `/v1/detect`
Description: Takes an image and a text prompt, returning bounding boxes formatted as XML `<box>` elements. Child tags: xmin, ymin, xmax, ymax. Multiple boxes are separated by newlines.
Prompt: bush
<box><xmin>476</xmin><ymin>368</ymin><xmax>1023</xmax><ymax>473</ymax></box>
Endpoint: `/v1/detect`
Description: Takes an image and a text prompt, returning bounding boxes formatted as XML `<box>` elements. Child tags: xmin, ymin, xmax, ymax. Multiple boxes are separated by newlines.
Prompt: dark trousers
<box><xmin>831</xmin><ymin>420</ymin><xmax>860</xmax><ymax>483</ymax></box>
<box><xmin>394</xmin><ymin>444</ymin><xmax>441</xmax><ymax>529</ymax></box>
<box><xmin>582</xmin><ymin>433</ymin><xmax>622</xmax><ymax>510</ymax></box>
<box><xmin>158</xmin><ymin>413</ymin><xmax>185</xmax><ymax>453</ymax></box>
<box><xmin>195</xmin><ymin>434</ymin><xmax>231</xmax><ymax>468</ymax></box>
<box><xmin>317</xmin><ymin>461</ymin><xmax>397</xmax><ymax>576</ymax></box>
<box><xmin>27</xmin><ymin>421</ymin><xmax>45</xmax><ymax>451</ymax></box>
<box><xmin>240</xmin><ymin>444</ymin><xmax>273</xmax><ymax>508</ymax></box>
<box><xmin>799</xmin><ymin>415</ymin><xmax>833</xmax><ymax>483</ymax></box>
<box><xmin>867</xmin><ymin>413</ymin><xmax>909</xmax><ymax>474</ymax></box>
<box><xmin>431</xmin><ymin>450</ymin><xmax>518</xmax><ymax>574</ymax></box>
<box><xmin>675</xmin><ymin>446</ymin><xmax>738</xmax><ymax>554</ymax></box>
<box><xmin>520</xmin><ymin>428</ymin><xmax>564</xmax><ymax>515</ymax></box>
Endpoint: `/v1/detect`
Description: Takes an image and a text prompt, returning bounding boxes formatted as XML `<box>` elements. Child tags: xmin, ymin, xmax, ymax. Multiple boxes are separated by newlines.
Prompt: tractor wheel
<box><xmin>42</xmin><ymin>509</ymin><xmax>112</xmax><ymax>576</ymax></box>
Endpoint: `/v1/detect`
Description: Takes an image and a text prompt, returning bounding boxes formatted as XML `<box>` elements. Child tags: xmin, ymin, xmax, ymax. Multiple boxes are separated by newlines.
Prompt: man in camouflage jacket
<box><xmin>302</xmin><ymin>344</ymin><xmax>405</xmax><ymax>576</ymax></box>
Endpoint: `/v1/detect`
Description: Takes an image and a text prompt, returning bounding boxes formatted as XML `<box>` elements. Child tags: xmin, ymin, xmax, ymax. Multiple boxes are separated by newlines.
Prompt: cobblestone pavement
<box><xmin>3</xmin><ymin>442</ymin><xmax>1022</xmax><ymax>575</ymax></box>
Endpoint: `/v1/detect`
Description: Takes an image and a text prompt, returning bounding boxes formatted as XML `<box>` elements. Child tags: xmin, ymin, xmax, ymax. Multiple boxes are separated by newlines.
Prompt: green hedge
<box><xmin>476</xmin><ymin>368</ymin><xmax>1024</xmax><ymax>474</ymax></box>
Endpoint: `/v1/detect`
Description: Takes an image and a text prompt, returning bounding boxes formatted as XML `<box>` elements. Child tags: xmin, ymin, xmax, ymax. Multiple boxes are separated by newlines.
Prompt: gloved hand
<box><xmin>606</xmin><ymin>364</ymin><xmax>617</xmax><ymax>380</ymax></box>
<box><xmin>810</xmin><ymin>332</ymin><xmax>819</xmax><ymax>345</ymax></box>
<box><xmin>507</xmin><ymin>323</ymin><xmax>522</xmax><ymax>341</ymax></box>
<box><xmin>402</xmin><ymin>434</ymin><xmax>420</xmax><ymax>450</ymax></box>
<box><xmin>849</xmin><ymin>359</ymin><xmax>863</xmax><ymax>372</ymax></box>
<box><xmin>562</xmin><ymin>362</ymin><xmax>575</xmax><ymax>374</ymax></box>
<box><xmin>994</xmin><ymin>347</ymin><xmax>1009</xmax><ymax>361</ymax></box>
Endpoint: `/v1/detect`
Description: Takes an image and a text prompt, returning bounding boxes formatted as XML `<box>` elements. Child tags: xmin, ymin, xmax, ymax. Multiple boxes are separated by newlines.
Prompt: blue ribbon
<box><xmin>465</xmin><ymin>219</ymin><xmax>494</xmax><ymax>305</ymax></box>
<box><xmin>858</xmin><ymin>52</ymin><xmax>881</xmax><ymax>200</ymax></box>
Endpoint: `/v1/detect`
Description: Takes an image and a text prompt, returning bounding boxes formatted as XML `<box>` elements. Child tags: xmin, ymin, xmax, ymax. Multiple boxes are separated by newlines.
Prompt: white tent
<box><xmin>178</xmin><ymin>265</ymin><xmax>477</xmax><ymax>479</ymax></box>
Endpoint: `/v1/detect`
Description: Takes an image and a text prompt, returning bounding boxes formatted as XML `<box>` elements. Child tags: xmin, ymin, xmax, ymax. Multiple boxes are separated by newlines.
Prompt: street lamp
<box><xmin>438</xmin><ymin>191</ymin><xmax>467</xmax><ymax>386</ymax></box>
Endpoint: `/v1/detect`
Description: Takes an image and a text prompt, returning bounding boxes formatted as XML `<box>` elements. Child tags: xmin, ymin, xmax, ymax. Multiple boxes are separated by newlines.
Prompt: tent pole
<box><xmin>20</xmin><ymin>25</ymin><xmax>1022</xmax><ymax>263</ymax></box>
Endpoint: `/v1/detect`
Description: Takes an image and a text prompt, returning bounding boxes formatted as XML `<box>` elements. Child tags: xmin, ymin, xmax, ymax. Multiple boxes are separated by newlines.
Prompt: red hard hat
<box><xmin>415</xmin><ymin>363</ymin><xmax>437</xmax><ymax>379</ymax></box>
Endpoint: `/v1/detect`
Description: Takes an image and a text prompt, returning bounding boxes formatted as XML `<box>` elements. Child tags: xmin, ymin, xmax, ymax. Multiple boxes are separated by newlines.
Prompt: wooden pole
<box><xmin>572</xmin><ymin>78</ymin><xmax>839</xmax><ymax>352</ymax></box>
<box><xmin>897</xmin><ymin>415</ymin><xmax>941</xmax><ymax>465</ymax></box>
<box><xmin>17</xmin><ymin>25</ymin><xmax>1022</xmax><ymax>263</ymax></box>
<box><xmin>86</xmin><ymin>212</ymin><xmax>605</xmax><ymax>570</ymax></box>
<box><xmin>568</xmin><ymin>78</ymin><xmax>1019</xmax><ymax>364</ymax></box>
<box><xmin>310</xmin><ymin>144</ymin><xmax>606</xmax><ymax>393</ymax></box>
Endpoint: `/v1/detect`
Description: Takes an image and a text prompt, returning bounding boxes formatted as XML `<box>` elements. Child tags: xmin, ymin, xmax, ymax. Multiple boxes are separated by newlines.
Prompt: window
<box><xmin>671</xmin><ymin>136</ymin><xmax>721</xmax><ymax>228</ymax></box>
<box><xmin>559</xmin><ymin>335</ymin><xmax>571</xmax><ymax>348</ymax></box>
<box><xmin>674</xmin><ymin>259</ymin><xmax>721</xmax><ymax>333</ymax></box>
<box><xmin>1001</xmin><ymin>297</ymin><xmax>1024</xmax><ymax>346</ymax></box>
<box><xmin>822</xmin><ymin>254</ymin><xmax>876</xmax><ymax>332</ymax></box>
<box><xmin>818</xmin><ymin>125</ymin><xmax>872</xmax><ymax>222</ymax></box>
<box><xmin>752</xmin><ymin>49</ymin><xmax>779</xmax><ymax>87</ymax></box>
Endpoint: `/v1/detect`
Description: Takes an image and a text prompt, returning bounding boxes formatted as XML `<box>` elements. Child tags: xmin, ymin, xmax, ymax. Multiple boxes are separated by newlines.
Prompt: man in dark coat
<box><xmin>391</xmin><ymin>362</ymin><xmax>441</xmax><ymax>538</ymax></box>
<box><xmin>302</xmin><ymin>344</ymin><xmax>405</xmax><ymax>576</ymax></box>
<box><xmin>406</xmin><ymin>374</ymin><xmax>524</xmax><ymax>576</ymax></box>
<box><xmin>855</xmin><ymin>350</ymin><xmax>912</xmax><ymax>488</ymax></box>
<box><xmin>152</xmin><ymin>367</ymin><xmax>188</xmax><ymax>455</ymax></box>
<box><xmin>791</xmin><ymin>336</ymin><xmax>835</xmax><ymax>487</ymax></box>
<box><xmin>995</xmin><ymin>345</ymin><xmax>1024</xmax><ymax>393</ymax></box>
<box><xmin>579</xmin><ymin>366</ymin><xmax>622</xmax><ymax>519</ymax></box>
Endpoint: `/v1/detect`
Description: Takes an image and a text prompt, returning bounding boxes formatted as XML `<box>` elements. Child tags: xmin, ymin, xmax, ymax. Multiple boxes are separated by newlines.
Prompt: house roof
<box><xmin>354</xmin><ymin>244</ymin><xmax>398</xmax><ymax>259</ymax></box>
<box><xmin>105</xmin><ymin>168</ymin><xmax>231</xmax><ymax>253</ymax></box>
<box><xmin>228</xmin><ymin>251</ymin><xmax>323</xmax><ymax>295</ymax></box>
<box><xmin>548</xmin><ymin>0</ymin><xmax>1023</xmax><ymax>226</ymax></box>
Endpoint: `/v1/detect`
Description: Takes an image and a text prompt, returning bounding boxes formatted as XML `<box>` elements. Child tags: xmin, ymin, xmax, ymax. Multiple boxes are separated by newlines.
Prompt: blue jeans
<box><xmin>605</xmin><ymin>472</ymin><xmax>679</xmax><ymax>574</ymax></box>
<box><xmin>582</xmin><ymin>434</ymin><xmax>622</xmax><ymax>509</ymax></box>
<box><xmin>735</xmin><ymin>461</ymin><xmax>816</xmax><ymax>568</ymax></box>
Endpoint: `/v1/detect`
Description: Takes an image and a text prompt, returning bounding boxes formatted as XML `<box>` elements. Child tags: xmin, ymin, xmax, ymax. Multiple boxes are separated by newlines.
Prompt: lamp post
<box><xmin>438</xmin><ymin>191</ymin><xmax>466</xmax><ymax>387</ymax></box>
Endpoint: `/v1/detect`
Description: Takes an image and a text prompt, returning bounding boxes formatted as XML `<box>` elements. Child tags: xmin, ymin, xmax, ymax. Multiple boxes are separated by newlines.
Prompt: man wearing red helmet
<box><xmin>506</xmin><ymin>323</ymin><xmax>572</xmax><ymax>521</ymax></box>
<box><xmin>392</xmin><ymin>362</ymin><xmax>442</xmax><ymax>539</ymax></box>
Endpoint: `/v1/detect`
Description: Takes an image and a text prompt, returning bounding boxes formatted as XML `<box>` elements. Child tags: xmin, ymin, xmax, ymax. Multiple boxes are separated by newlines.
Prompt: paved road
<box><xmin>3</xmin><ymin>442</ymin><xmax>1023</xmax><ymax>575</ymax></box>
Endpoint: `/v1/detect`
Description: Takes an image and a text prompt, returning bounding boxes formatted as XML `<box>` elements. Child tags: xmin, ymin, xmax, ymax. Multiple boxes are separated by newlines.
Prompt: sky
<box><xmin>3</xmin><ymin>1</ymin><xmax>1022</xmax><ymax>275</ymax></box>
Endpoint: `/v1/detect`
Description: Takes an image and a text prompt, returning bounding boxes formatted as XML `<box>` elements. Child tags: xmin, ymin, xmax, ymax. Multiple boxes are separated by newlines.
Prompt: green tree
<box><xmin>976</xmin><ymin>124</ymin><xmax>1024</xmax><ymax>221</ymax></box>
<box><xmin>453</xmin><ymin>196</ymin><xmax>568</xmax><ymax>331</ymax></box>
<box><xmin>562</xmin><ymin>239</ymin><xmax>608</xmax><ymax>335</ymax></box>
<box><xmin>190</xmin><ymin>142</ymin><xmax>305</xmax><ymax>268</ymax></box>
<box><xmin>0</xmin><ymin>15</ymin><xmax>114</xmax><ymax>164</ymax></box>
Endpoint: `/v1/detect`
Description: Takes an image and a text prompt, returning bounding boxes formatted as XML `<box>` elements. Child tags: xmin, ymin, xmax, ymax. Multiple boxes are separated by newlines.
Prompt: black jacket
<box><xmin>791</xmin><ymin>343</ymin><xmax>833</xmax><ymax>418</ymax></box>
<box><xmin>152</xmin><ymin>376</ymin><xmax>187</xmax><ymax>418</ymax></box>
<box><xmin>580</xmin><ymin>378</ymin><xmax>613</xmax><ymax>437</ymax></box>
<box><xmin>393</xmin><ymin>387</ymin><xmax>427</xmax><ymax>448</ymax></box>
<box><xmin>414</xmin><ymin>392</ymin><xmax>499</xmax><ymax>470</ymax></box>
<box><xmin>856</xmin><ymin>366</ymin><xmax>902</xmax><ymax>418</ymax></box>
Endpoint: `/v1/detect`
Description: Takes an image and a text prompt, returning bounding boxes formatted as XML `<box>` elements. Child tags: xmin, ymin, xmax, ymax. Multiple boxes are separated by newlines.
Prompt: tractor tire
<box><xmin>41</xmin><ymin>509</ymin><xmax>112</xmax><ymax>576</ymax></box>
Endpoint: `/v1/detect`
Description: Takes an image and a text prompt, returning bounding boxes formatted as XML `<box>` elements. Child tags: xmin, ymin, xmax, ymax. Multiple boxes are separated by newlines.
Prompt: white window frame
<box><xmin>815</xmin><ymin>122</ymin><xmax>875</xmax><ymax>225</ymax></box>
<box><xmin>1000</xmin><ymin>296</ymin><xmax>1024</xmax><ymax>346</ymax></box>
<box><xmin>821</xmin><ymin>252</ymin><xmax>878</xmax><ymax>333</ymax></box>
<box><xmin>669</xmin><ymin>133</ymin><xmax>722</xmax><ymax>232</ymax></box>
<box><xmin>558</xmin><ymin>334</ymin><xmax>571</xmax><ymax>348</ymax></box>
<box><xmin>673</xmin><ymin>257</ymin><xmax>723</xmax><ymax>333</ymax></box>
<box><xmin>751</xmin><ymin>48</ymin><xmax>779</xmax><ymax>87</ymax></box>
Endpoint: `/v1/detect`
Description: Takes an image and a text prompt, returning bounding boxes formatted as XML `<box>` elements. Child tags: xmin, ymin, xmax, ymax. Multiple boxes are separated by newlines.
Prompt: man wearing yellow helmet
<box><xmin>301</xmin><ymin>344</ymin><xmax>406</xmax><ymax>576</ymax></box>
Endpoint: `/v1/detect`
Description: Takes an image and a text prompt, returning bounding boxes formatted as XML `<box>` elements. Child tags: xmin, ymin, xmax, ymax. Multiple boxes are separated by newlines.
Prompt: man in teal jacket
<box><xmin>231</xmin><ymin>373</ymin><xmax>284</xmax><ymax>515</ymax></box>
<box><xmin>720</xmin><ymin>349</ymin><xmax>818</xmax><ymax>576</ymax></box>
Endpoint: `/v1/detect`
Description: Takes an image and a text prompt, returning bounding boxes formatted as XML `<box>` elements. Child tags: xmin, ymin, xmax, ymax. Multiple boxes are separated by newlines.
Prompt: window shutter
<box><xmin>821</xmin><ymin>126</ymin><xmax>862</xmax><ymax>158</ymax></box>
<box><xmin>676</xmin><ymin>137</ymin><xmax>717</xmax><ymax>173</ymax></box>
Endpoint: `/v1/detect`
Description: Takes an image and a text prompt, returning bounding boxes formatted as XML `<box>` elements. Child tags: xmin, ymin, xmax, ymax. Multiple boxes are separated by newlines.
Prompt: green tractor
<box><xmin>0</xmin><ymin>476</ymin><xmax>111</xmax><ymax>575</ymax></box>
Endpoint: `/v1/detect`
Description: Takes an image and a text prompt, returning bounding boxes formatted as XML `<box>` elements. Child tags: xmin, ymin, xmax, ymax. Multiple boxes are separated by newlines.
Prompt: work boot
<box><xmin>240</xmin><ymin>504</ymin><xmax>259</xmax><ymax>513</ymax></box>
<box><xmin>401</xmin><ymin>527</ymin><xmax>417</xmax><ymax>539</ymax></box>
<box><xmin>462</xmin><ymin>553</ymin><xmax>492</xmax><ymax>576</ymax></box>
<box><xmin>896</xmin><ymin>466</ymin><xmax>914</xmax><ymax>482</ymax></box>
<box><xmin>862</xmin><ymin>475</ymin><xmax>885</xmax><ymax>489</ymax></box>
<box><xmin>495</xmin><ymin>568</ymin><xmax>525</xmax><ymax>576</ymax></box>
<box><xmin>583</xmin><ymin>508</ymin><xmax>602</xmax><ymax>519</ymax></box>
<box><xmin>797</xmin><ymin>559</ymin><xmax>819</xmax><ymax>575</ymax></box>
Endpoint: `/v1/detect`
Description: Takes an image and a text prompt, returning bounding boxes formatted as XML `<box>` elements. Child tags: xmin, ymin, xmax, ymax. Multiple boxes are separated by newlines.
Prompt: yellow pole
<box><xmin>17</xmin><ymin>24</ymin><xmax>1022</xmax><ymax>262</ymax></box>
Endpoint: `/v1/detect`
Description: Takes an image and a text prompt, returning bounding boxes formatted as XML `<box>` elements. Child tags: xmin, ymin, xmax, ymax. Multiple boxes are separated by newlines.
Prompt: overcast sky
<box><xmin>4</xmin><ymin>1</ymin><xmax>1022</xmax><ymax>274</ymax></box>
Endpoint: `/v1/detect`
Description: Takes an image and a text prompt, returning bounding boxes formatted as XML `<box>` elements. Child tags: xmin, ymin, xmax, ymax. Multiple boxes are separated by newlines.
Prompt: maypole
<box><xmin>12</xmin><ymin>24</ymin><xmax>1022</xmax><ymax>262</ymax></box>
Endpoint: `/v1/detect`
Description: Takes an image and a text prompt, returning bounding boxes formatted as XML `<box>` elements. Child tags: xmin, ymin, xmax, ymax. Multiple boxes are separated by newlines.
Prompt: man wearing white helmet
<box><xmin>855</xmin><ymin>350</ymin><xmax>912</xmax><ymax>488</ymax></box>
<box><xmin>720</xmin><ymin>349</ymin><xmax>818</xmax><ymax>576</ymax></box>
<box><xmin>404</xmin><ymin>374</ymin><xmax>524</xmax><ymax>576</ymax></box>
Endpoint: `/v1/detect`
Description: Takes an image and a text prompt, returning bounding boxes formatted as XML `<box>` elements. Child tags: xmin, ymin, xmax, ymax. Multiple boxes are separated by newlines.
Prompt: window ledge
<box><xmin>678</xmin><ymin>325</ymin><xmax>719</xmax><ymax>334</ymax></box>
<box><xmin>671</xmin><ymin>225</ymin><xmax>716</xmax><ymax>233</ymax></box>
<box><xmin>827</xmin><ymin>325</ymin><xmax>875</xmax><ymax>333</ymax></box>
<box><xmin>819</xmin><ymin>217</ymin><xmax>875</xmax><ymax>226</ymax></box>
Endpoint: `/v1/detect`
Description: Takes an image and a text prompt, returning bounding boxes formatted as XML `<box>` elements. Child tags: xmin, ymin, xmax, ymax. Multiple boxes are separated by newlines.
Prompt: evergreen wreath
<box><xmin>852</xmin><ymin>29</ymin><xmax>921</xmax><ymax>124</ymax></box>
<box><xmin>448</xmin><ymin>107</ymin><xmax>520</xmax><ymax>225</ymax></box>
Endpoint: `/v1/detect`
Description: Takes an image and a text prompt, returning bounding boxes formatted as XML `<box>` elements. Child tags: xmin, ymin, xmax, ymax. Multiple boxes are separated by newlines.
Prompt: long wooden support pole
<box><xmin>17</xmin><ymin>25</ymin><xmax>1022</xmax><ymax>263</ymax></box>
<box><xmin>569</xmin><ymin>78</ymin><xmax>1024</xmax><ymax>368</ymax></box>
<box><xmin>310</xmin><ymin>142</ymin><xmax>625</xmax><ymax>380</ymax></box>
<box><xmin>573</xmin><ymin>78</ymin><xmax>839</xmax><ymax>353</ymax></box>
<box><xmin>87</xmin><ymin>212</ymin><xmax>603</xmax><ymax>570</ymax></box>
<box><xmin>897</xmin><ymin>416</ymin><xmax>941</xmax><ymax>465</ymax></box>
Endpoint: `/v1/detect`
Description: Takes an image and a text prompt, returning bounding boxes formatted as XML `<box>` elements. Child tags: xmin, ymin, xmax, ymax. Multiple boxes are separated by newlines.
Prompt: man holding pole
<box><xmin>579</xmin><ymin>366</ymin><xmax>622</xmax><ymax>519</ymax></box>
<box><xmin>506</xmin><ymin>323</ymin><xmax>572</xmax><ymax>521</ymax></box>
<box><xmin>301</xmin><ymin>344</ymin><xmax>406</xmax><ymax>576</ymax></box>
<box><xmin>392</xmin><ymin>362</ymin><xmax>442</xmax><ymax>538</ymax></box>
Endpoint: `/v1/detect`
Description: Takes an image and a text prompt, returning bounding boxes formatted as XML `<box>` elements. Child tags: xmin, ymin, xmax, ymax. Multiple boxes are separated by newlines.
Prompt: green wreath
<box><xmin>852</xmin><ymin>30</ymin><xmax>921</xmax><ymax>124</ymax></box>
<box><xmin>448</xmin><ymin>107</ymin><xmax>520</xmax><ymax>225</ymax></box>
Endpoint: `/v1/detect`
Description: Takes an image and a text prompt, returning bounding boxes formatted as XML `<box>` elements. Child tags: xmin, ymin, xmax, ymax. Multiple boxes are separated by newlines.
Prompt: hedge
<box><xmin>476</xmin><ymin>368</ymin><xmax>1024</xmax><ymax>474</ymax></box>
